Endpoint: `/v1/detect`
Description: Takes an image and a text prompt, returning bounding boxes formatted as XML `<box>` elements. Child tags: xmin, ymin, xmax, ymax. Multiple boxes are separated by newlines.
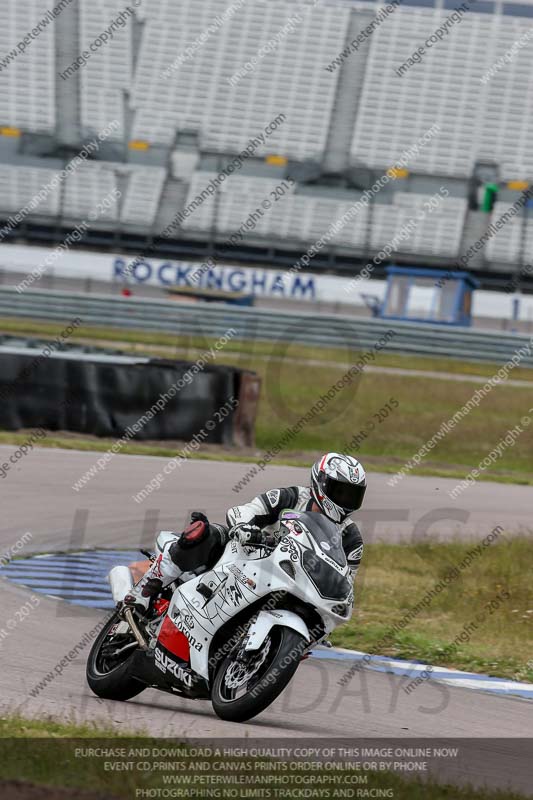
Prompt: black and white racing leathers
<box><xmin>227</xmin><ymin>485</ymin><xmax>364</xmax><ymax>575</ymax></box>
<box><xmin>125</xmin><ymin>486</ymin><xmax>363</xmax><ymax>610</ymax></box>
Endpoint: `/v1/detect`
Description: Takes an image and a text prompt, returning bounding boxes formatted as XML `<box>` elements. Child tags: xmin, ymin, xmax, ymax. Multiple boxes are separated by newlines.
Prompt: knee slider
<box><xmin>169</xmin><ymin>521</ymin><xmax>209</xmax><ymax>573</ymax></box>
<box><xmin>180</xmin><ymin>520</ymin><xmax>208</xmax><ymax>548</ymax></box>
<box><xmin>169</xmin><ymin>522</ymin><xmax>226</xmax><ymax>573</ymax></box>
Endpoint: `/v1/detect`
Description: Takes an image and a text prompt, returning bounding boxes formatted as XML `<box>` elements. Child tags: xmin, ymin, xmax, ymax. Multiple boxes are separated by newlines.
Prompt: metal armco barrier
<box><xmin>0</xmin><ymin>287</ymin><xmax>532</xmax><ymax>367</ymax></box>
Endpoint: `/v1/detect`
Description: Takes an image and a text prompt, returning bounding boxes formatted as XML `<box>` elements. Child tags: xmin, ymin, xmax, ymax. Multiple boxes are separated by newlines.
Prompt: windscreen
<box><xmin>296</xmin><ymin>511</ymin><xmax>347</xmax><ymax>567</ymax></box>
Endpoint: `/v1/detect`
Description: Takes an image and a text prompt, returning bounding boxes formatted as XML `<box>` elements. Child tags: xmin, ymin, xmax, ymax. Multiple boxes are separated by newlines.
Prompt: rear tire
<box><xmin>211</xmin><ymin>626</ymin><xmax>306</xmax><ymax>722</ymax></box>
<box><xmin>86</xmin><ymin>612</ymin><xmax>145</xmax><ymax>701</ymax></box>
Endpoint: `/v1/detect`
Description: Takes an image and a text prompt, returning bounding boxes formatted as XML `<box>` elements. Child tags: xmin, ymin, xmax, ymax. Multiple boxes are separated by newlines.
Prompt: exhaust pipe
<box><xmin>123</xmin><ymin>608</ymin><xmax>148</xmax><ymax>650</ymax></box>
<box><xmin>108</xmin><ymin>565</ymin><xmax>134</xmax><ymax>604</ymax></box>
<box><xmin>108</xmin><ymin>566</ymin><xmax>148</xmax><ymax>650</ymax></box>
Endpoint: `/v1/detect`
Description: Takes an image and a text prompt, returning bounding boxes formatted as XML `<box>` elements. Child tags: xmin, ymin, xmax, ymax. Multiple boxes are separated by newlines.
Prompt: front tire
<box><xmin>211</xmin><ymin>626</ymin><xmax>306</xmax><ymax>722</ymax></box>
<box><xmin>86</xmin><ymin>612</ymin><xmax>145</xmax><ymax>701</ymax></box>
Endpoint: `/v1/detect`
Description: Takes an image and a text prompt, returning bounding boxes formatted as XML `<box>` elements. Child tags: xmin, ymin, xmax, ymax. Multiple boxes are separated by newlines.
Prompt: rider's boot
<box><xmin>123</xmin><ymin>518</ymin><xmax>215</xmax><ymax>616</ymax></box>
<box><xmin>123</xmin><ymin>538</ymin><xmax>183</xmax><ymax>615</ymax></box>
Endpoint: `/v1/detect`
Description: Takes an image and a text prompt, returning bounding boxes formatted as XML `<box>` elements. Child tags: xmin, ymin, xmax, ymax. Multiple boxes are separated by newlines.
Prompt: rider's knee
<box><xmin>156</xmin><ymin>530</ymin><xmax>181</xmax><ymax>555</ymax></box>
<box><xmin>169</xmin><ymin>522</ymin><xmax>227</xmax><ymax>574</ymax></box>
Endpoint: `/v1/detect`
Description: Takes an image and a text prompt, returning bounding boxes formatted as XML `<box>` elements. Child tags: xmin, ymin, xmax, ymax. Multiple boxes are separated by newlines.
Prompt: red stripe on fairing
<box><xmin>158</xmin><ymin>616</ymin><xmax>190</xmax><ymax>662</ymax></box>
<box><xmin>319</xmin><ymin>454</ymin><xmax>327</xmax><ymax>471</ymax></box>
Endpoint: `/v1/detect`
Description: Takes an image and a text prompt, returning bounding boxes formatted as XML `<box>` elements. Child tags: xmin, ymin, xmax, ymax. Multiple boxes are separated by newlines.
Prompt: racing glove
<box><xmin>229</xmin><ymin>523</ymin><xmax>263</xmax><ymax>546</ymax></box>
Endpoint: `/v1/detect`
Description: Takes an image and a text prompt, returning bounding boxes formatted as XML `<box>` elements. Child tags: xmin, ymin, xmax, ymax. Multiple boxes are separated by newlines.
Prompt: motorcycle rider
<box><xmin>124</xmin><ymin>452</ymin><xmax>366</xmax><ymax>614</ymax></box>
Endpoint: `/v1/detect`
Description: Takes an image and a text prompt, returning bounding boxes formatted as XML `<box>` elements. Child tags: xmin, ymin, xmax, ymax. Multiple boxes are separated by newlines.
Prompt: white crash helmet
<box><xmin>310</xmin><ymin>452</ymin><xmax>366</xmax><ymax>522</ymax></box>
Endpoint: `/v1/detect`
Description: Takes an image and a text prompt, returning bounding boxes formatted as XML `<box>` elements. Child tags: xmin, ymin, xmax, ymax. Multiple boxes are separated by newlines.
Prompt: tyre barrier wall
<box><xmin>0</xmin><ymin>339</ymin><xmax>260</xmax><ymax>447</ymax></box>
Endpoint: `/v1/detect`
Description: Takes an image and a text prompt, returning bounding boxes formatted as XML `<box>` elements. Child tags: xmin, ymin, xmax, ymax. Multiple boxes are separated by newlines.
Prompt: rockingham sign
<box><xmin>112</xmin><ymin>255</ymin><xmax>317</xmax><ymax>299</ymax></box>
<box><xmin>0</xmin><ymin>243</ymin><xmax>532</xmax><ymax>321</ymax></box>
<box><xmin>0</xmin><ymin>243</ymin><xmax>358</xmax><ymax>303</ymax></box>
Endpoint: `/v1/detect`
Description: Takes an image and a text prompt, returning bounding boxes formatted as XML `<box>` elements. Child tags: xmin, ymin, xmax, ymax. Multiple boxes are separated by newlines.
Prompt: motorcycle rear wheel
<box><xmin>211</xmin><ymin>626</ymin><xmax>306</xmax><ymax>722</ymax></box>
<box><xmin>86</xmin><ymin>612</ymin><xmax>145</xmax><ymax>701</ymax></box>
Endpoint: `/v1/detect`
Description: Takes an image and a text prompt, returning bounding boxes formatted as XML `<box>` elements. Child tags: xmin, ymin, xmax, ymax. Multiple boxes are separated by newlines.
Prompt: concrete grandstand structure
<box><xmin>0</xmin><ymin>0</ymin><xmax>532</xmax><ymax>288</ymax></box>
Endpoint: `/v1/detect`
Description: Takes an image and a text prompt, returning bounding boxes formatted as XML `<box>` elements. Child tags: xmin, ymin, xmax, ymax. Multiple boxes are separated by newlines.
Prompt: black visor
<box><xmin>323</xmin><ymin>476</ymin><xmax>366</xmax><ymax>511</ymax></box>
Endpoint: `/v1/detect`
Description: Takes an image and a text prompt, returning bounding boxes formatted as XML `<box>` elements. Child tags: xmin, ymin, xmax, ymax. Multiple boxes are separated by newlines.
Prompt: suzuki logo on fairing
<box><xmin>154</xmin><ymin>648</ymin><xmax>193</xmax><ymax>687</ymax></box>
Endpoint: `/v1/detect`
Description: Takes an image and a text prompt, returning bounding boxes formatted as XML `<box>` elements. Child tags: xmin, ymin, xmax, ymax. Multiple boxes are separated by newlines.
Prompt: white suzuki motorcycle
<box><xmin>86</xmin><ymin>510</ymin><xmax>354</xmax><ymax>722</ymax></box>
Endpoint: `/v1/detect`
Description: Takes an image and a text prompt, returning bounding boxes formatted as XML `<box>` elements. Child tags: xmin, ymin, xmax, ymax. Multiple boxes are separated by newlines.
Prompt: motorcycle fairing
<box><xmin>243</xmin><ymin>609</ymin><xmax>310</xmax><ymax>652</ymax></box>
<box><xmin>158</xmin><ymin>616</ymin><xmax>190</xmax><ymax>662</ymax></box>
<box><xmin>162</xmin><ymin>518</ymin><xmax>353</xmax><ymax>681</ymax></box>
<box><xmin>129</xmin><ymin>641</ymin><xmax>209</xmax><ymax>700</ymax></box>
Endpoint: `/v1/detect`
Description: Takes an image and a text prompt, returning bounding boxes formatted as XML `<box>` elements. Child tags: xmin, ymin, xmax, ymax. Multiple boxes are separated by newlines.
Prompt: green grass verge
<box><xmin>0</xmin><ymin>717</ymin><xmax>527</xmax><ymax>800</ymax></box>
<box><xmin>2</xmin><ymin>315</ymin><xmax>533</xmax><ymax>380</ymax></box>
<box><xmin>1</xmin><ymin>318</ymin><xmax>533</xmax><ymax>485</ymax></box>
<box><xmin>332</xmin><ymin>536</ymin><xmax>533</xmax><ymax>681</ymax></box>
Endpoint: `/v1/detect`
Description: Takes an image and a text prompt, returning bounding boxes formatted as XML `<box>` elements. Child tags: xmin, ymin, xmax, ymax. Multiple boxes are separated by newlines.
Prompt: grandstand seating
<box><xmin>2</xmin><ymin>0</ymin><xmax>532</xmax><ymax>182</ymax></box>
<box><xmin>0</xmin><ymin>165</ymin><xmax>60</xmax><ymax>216</ymax></box>
<box><xmin>0</xmin><ymin>0</ymin><xmax>56</xmax><ymax>134</ymax></box>
<box><xmin>181</xmin><ymin>173</ymin><xmax>466</xmax><ymax>256</ymax></box>
<box><xmin>62</xmin><ymin>162</ymin><xmax>118</xmax><ymax>222</ymax></box>
<box><xmin>0</xmin><ymin>0</ymin><xmax>532</xmax><ymax>270</ymax></box>
<box><xmin>524</xmin><ymin>219</ymin><xmax>533</xmax><ymax>265</ymax></box>
<box><xmin>63</xmin><ymin>162</ymin><xmax>166</xmax><ymax>226</ymax></box>
<box><xmin>485</xmin><ymin>201</ymin><xmax>531</xmax><ymax>264</ymax></box>
<box><xmin>0</xmin><ymin>163</ymin><xmax>166</xmax><ymax>227</ymax></box>
<box><xmin>79</xmin><ymin>0</ymin><xmax>131</xmax><ymax>141</ymax></box>
<box><xmin>352</xmin><ymin>8</ymin><xmax>533</xmax><ymax>180</ymax></box>
<box><xmin>477</xmin><ymin>18</ymin><xmax>533</xmax><ymax>180</ymax></box>
<box><xmin>130</xmin><ymin>0</ymin><xmax>350</xmax><ymax>159</ymax></box>
<box><xmin>119</xmin><ymin>165</ymin><xmax>166</xmax><ymax>226</ymax></box>
<box><xmin>387</xmin><ymin>193</ymin><xmax>467</xmax><ymax>257</ymax></box>
<box><xmin>181</xmin><ymin>172</ymin><xmax>368</xmax><ymax>245</ymax></box>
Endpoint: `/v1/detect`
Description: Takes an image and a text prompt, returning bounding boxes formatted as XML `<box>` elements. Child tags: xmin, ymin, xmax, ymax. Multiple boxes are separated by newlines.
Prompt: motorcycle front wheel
<box><xmin>211</xmin><ymin>626</ymin><xmax>306</xmax><ymax>722</ymax></box>
<box><xmin>86</xmin><ymin>611</ymin><xmax>145</xmax><ymax>701</ymax></box>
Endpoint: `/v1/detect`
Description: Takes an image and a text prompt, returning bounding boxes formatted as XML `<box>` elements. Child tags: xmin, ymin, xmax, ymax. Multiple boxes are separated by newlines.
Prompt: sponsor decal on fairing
<box><xmin>154</xmin><ymin>648</ymin><xmax>193</xmax><ymax>687</ymax></box>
